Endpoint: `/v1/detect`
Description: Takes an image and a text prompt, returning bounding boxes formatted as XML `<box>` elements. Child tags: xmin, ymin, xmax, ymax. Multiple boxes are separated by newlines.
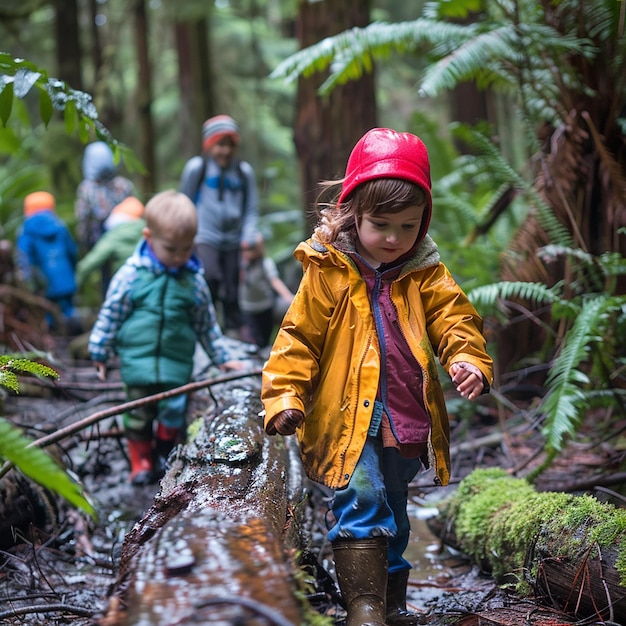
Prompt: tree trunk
<box><xmin>53</xmin><ymin>0</ymin><xmax>83</xmax><ymax>90</ymax></box>
<box><xmin>429</xmin><ymin>468</ymin><xmax>626</xmax><ymax>624</ymax></box>
<box><xmin>175</xmin><ymin>15</ymin><xmax>216</xmax><ymax>161</ymax></box>
<box><xmin>132</xmin><ymin>0</ymin><xmax>157</xmax><ymax>196</ymax></box>
<box><xmin>86</xmin><ymin>0</ymin><xmax>103</xmax><ymax>88</ymax></box>
<box><xmin>294</xmin><ymin>0</ymin><xmax>377</xmax><ymax>233</ymax></box>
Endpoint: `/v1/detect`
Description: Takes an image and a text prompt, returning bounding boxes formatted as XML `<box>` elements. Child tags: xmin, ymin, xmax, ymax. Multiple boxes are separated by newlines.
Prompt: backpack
<box><xmin>191</xmin><ymin>157</ymin><xmax>248</xmax><ymax>212</ymax></box>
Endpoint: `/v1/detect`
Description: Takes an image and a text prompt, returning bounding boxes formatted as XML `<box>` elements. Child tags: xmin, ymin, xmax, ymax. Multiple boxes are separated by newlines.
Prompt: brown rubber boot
<box><xmin>333</xmin><ymin>537</ymin><xmax>388</xmax><ymax>626</ymax></box>
<box><xmin>386</xmin><ymin>569</ymin><xmax>420</xmax><ymax>625</ymax></box>
<box><xmin>127</xmin><ymin>439</ymin><xmax>154</xmax><ymax>486</ymax></box>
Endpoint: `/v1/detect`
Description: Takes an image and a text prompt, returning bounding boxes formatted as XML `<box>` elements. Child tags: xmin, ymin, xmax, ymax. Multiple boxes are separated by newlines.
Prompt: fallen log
<box><xmin>429</xmin><ymin>468</ymin><xmax>626</xmax><ymax>623</ymax></box>
<box><xmin>99</xmin><ymin>377</ymin><xmax>316</xmax><ymax>626</ymax></box>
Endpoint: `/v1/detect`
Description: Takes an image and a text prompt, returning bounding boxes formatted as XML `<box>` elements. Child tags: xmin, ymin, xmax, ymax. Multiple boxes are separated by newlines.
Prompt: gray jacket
<box><xmin>179</xmin><ymin>156</ymin><xmax>258</xmax><ymax>250</ymax></box>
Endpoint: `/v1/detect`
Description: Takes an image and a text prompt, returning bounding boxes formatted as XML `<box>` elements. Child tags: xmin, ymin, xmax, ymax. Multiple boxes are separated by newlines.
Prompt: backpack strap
<box><xmin>195</xmin><ymin>157</ymin><xmax>248</xmax><ymax>212</ymax></box>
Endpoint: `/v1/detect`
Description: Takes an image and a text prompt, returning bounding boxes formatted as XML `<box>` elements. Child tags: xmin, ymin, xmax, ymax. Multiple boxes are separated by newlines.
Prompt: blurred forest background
<box><xmin>0</xmin><ymin>0</ymin><xmax>433</xmax><ymax>264</ymax></box>
<box><xmin>2</xmin><ymin>0</ymin><xmax>626</xmax><ymax>467</ymax></box>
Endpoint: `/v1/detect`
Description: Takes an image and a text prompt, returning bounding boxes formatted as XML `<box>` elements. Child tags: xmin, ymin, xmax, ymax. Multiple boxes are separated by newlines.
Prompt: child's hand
<box><xmin>450</xmin><ymin>362</ymin><xmax>484</xmax><ymax>400</ymax></box>
<box><xmin>220</xmin><ymin>360</ymin><xmax>245</xmax><ymax>372</ymax></box>
<box><xmin>266</xmin><ymin>409</ymin><xmax>304</xmax><ymax>436</ymax></box>
<box><xmin>94</xmin><ymin>362</ymin><xmax>107</xmax><ymax>382</ymax></box>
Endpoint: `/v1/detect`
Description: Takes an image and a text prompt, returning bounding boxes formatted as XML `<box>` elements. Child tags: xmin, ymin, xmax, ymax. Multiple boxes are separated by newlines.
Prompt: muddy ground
<box><xmin>1</xmin><ymin>335</ymin><xmax>624</xmax><ymax>626</ymax></box>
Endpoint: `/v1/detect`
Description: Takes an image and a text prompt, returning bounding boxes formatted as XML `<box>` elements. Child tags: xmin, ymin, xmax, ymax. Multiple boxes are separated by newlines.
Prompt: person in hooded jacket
<box><xmin>75</xmin><ymin>141</ymin><xmax>134</xmax><ymax>294</ymax></box>
<box><xmin>261</xmin><ymin>128</ymin><xmax>494</xmax><ymax>626</ymax></box>
<box><xmin>16</xmin><ymin>191</ymin><xmax>79</xmax><ymax>330</ymax></box>
<box><xmin>76</xmin><ymin>196</ymin><xmax>146</xmax><ymax>288</ymax></box>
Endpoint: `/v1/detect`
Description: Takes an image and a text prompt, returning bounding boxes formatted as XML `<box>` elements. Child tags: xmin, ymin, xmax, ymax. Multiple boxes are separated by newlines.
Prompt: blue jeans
<box><xmin>327</xmin><ymin>436</ymin><xmax>422</xmax><ymax>572</ymax></box>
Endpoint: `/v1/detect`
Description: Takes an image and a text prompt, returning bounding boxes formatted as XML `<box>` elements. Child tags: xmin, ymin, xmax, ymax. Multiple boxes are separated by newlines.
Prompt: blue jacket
<box><xmin>16</xmin><ymin>210</ymin><xmax>77</xmax><ymax>300</ymax></box>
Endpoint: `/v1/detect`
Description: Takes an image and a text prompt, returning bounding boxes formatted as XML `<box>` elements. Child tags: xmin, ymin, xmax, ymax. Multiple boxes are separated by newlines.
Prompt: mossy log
<box><xmin>429</xmin><ymin>468</ymin><xmax>626</xmax><ymax>623</ymax></box>
<box><xmin>100</xmin><ymin>380</ymin><xmax>313</xmax><ymax>626</ymax></box>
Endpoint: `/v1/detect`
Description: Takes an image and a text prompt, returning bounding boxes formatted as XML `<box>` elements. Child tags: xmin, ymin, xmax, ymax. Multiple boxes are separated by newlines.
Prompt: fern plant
<box><xmin>269</xmin><ymin>0</ymin><xmax>626</xmax><ymax>475</ymax></box>
<box><xmin>0</xmin><ymin>53</ymin><xmax>140</xmax><ymax>172</ymax></box>
<box><xmin>469</xmin><ymin>248</ymin><xmax>626</xmax><ymax>474</ymax></box>
<box><xmin>0</xmin><ymin>355</ymin><xmax>96</xmax><ymax>518</ymax></box>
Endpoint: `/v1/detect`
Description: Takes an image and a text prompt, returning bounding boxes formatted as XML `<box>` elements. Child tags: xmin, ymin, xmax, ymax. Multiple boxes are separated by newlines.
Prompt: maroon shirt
<box><xmin>349</xmin><ymin>252</ymin><xmax>431</xmax><ymax>450</ymax></box>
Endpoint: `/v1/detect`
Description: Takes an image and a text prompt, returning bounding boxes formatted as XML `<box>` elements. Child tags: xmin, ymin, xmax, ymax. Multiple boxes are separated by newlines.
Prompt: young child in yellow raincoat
<box><xmin>261</xmin><ymin>128</ymin><xmax>494</xmax><ymax>626</ymax></box>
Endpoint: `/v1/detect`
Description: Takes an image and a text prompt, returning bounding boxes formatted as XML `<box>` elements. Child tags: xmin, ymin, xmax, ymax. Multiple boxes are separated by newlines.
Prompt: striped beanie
<box><xmin>24</xmin><ymin>191</ymin><xmax>55</xmax><ymax>216</ymax></box>
<box><xmin>202</xmin><ymin>115</ymin><xmax>239</xmax><ymax>152</ymax></box>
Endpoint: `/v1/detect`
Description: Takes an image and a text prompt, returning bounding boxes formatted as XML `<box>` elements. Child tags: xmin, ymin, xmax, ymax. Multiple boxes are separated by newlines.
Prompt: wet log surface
<box><xmin>100</xmin><ymin>380</ymin><xmax>310</xmax><ymax>625</ymax></box>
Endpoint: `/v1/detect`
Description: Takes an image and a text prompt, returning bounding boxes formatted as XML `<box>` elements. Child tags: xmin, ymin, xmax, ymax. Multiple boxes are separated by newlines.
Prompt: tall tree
<box><xmin>86</xmin><ymin>0</ymin><xmax>103</xmax><ymax>90</ymax></box>
<box><xmin>293</xmin><ymin>0</ymin><xmax>376</xmax><ymax>231</ymax></box>
<box><xmin>53</xmin><ymin>0</ymin><xmax>83</xmax><ymax>90</ymax></box>
<box><xmin>132</xmin><ymin>0</ymin><xmax>156</xmax><ymax>195</ymax></box>
<box><xmin>174</xmin><ymin>11</ymin><xmax>216</xmax><ymax>160</ymax></box>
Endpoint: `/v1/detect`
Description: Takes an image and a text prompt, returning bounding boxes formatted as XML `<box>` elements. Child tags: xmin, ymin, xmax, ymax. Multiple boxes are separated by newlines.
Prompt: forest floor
<box><xmin>1</xmin><ymin>331</ymin><xmax>625</xmax><ymax>626</ymax></box>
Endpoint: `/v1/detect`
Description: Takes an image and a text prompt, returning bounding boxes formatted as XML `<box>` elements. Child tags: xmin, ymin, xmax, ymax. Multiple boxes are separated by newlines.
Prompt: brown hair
<box><xmin>312</xmin><ymin>178</ymin><xmax>427</xmax><ymax>245</ymax></box>
<box><xmin>144</xmin><ymin>190</ymin><xmax>197</xmax><ymax>238</ymax></box>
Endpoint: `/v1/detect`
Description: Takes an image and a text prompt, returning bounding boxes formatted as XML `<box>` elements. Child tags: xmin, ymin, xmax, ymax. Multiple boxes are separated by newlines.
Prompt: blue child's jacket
<box><xmin>17</xmin><ymin>210</ymin><xmax>78</xmax><ymax>299</ymax></box>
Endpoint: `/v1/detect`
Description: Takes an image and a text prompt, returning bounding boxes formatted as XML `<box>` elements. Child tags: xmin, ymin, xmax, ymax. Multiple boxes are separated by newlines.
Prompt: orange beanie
<box><xmin>24</xmin><ymin>191</ymin><xmax>55</xmax><ymax>217</ymax></box>
<box><xmin>111</xmin><ymin>196</ymin><xmax>144</xmax><ymax>219</ymax></box>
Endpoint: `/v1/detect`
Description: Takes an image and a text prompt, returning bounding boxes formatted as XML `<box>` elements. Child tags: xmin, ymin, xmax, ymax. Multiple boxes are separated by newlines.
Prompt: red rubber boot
<box><xmin>127</xmin><ymin>439</ymin><xmax>154</xmax><ymax>486</ymax></box>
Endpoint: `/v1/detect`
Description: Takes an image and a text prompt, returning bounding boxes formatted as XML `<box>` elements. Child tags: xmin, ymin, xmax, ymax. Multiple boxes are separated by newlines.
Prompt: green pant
<box><xmin>123</xmin><ymin>384</ymin><xmax>188</xmax><ymax>440</ymax></box>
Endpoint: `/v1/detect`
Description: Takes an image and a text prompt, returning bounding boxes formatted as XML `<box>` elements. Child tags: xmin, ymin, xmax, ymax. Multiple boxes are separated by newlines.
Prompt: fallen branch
<box><xmin>0</xmin><ymin>368</ymin><xmax>262</xmax><ymax>480</ymax></box>
<box><xmin>0</xmin><ymin>603</ymin><xmax>96</xmax><ymax>620</ymax></box>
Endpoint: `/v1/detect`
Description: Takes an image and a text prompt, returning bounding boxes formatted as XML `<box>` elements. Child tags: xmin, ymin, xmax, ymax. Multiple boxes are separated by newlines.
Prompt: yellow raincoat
<box><xmin>261</xmin><ymin>234</ymin><xmax>493</xmax><ymax>490</ymax></box>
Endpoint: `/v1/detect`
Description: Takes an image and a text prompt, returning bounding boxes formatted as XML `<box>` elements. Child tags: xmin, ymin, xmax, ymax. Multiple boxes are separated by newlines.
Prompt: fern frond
<box><xmin>0</xmin><ymin>355</ymin><xmax>58</xmax><ymax>379</ymax></box>
<box><xmin>540</xmin><ymin>296</ymin><xmax>617</xmax><ymax>451</ymax></box>
<box><xmin>0</xmin><ymin>418</ymin><xmax>96</xmax><ymax>519</ymax></box>
<box><xmin>270</xmin><ymin>19</ymin><xmax>472</xmax><ymax>94</ymax></box>
<box><xmin>0</xmin><ymin>355</ymin><xmax>58</xmax><ymax>393</ymax></box>
<box><xmin>528</xmin><ymin>192</ymin><xmax>574</xmax><ymax>248</ymax></box>
<box><xmin>468</xmin><ymin>280</ymin><xmax>562</xmax><ymax>314</ymax></box>
<box><xmin>598</xmin><ymin>252</ymin><xmax>626</xmax><ymax>278</ymax></box>
<box><xmin>420</xmin><ymin>25</ymin><xmax>519</xmax><ymax>97</ymax></box>
<box><xmin>537</xmin><ymin>245</ymin><xmax>594</xmax><ymax>266</ymax></box>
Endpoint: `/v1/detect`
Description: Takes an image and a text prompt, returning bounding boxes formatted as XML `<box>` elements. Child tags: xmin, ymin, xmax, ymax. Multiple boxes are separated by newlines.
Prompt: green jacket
<box><xmin>76</xmin><ymin>220</ymin><xmax>145</xmax><ymax>286</ymax></box>
<box><xmin>261</xmin><ymin>235</ymin><xmax>493</xmax><ymax>490</ymax></box>
<box><xmin>116</xmin><ymin>265</ymin><xmax>198</xmax><ymax>386</ymax></box>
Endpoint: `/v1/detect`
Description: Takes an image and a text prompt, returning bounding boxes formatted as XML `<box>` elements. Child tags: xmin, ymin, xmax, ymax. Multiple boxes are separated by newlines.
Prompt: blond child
<box><xmin>89</xmin><ymin>190</ymin><xmax>241</xmax><ymax>485</ymax></box>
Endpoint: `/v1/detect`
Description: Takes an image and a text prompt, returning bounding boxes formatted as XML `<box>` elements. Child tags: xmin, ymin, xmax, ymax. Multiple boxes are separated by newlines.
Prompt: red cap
<box><xmin>338</xmin><ymin>128</ymin><xmax>432</xmax><ymax>234</ymax></box>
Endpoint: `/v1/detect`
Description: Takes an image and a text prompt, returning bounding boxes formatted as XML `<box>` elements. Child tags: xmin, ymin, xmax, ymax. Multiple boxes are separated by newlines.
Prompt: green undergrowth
<box><xmin>438</xmin><ymin>468</ymin><xmax>626</xmax><ymax>594</ymax></box>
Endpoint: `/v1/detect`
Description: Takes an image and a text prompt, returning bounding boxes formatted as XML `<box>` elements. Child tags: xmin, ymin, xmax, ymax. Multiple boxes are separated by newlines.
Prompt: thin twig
<box><xmin>0</xmin><ymin>603</ymin><xmax>96</xmax><ymax>620</ymax></box>
<box><xmin>0</xmin><ymin>368</ymin><xmax>262</xmax><ymax>480</ymax></box>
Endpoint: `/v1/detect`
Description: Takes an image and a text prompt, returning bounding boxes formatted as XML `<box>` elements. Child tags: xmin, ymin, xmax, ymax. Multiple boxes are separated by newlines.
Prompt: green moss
<box><xmin>439</xmin><ymin>468</ymin><xmax>626</xmax><ymax>594</ymax></box>
<box><xmin>187</xmin><ymin>417</ymin><xmax>204</xmax><ymax>439</ymax></box>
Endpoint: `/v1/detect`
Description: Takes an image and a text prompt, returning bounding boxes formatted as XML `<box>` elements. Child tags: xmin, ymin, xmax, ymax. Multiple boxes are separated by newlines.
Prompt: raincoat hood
<box><xmin>23</xmin><ymin>210</ymin><xmax>67</xmax><ymax>239</ymax></box>
<box><xmin>82</xmin><ymin>141</ymin><xmax>117</xmax><ymax>182</ymax></box>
